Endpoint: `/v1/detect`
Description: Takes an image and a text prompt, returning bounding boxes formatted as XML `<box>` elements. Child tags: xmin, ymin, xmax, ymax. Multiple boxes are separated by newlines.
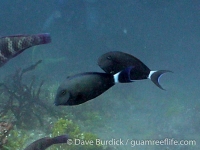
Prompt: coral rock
<box><xmin>0</xmin><ymin>122</ymin><xmax>13</xmax><ymax>147</ymax></box>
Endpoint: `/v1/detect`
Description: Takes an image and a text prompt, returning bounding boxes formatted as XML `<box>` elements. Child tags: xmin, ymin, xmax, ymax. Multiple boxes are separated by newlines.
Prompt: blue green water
<box><xmin>0</xmin><ymin>0</ymin><xmax>199</xmax><ymax>150</ymax></box>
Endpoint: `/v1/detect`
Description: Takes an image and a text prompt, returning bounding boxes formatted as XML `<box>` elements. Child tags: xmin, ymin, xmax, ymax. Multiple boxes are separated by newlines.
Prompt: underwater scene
<box><xmin>0</xmin><ymin>0</ymin><xmax>199</xmax><ymax>150</ymax></box>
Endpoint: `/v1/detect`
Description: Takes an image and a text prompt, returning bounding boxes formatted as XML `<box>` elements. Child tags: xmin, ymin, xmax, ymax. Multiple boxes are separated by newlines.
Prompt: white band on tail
<box><xmin>148</xmin><ymin>70</ymin><xmax>157</xmax><ymax>79</ymax></box>
<box><xmin>113</xmin><ymin>72</ymin><xmax>120</xmax><ymax>83</ymax></box>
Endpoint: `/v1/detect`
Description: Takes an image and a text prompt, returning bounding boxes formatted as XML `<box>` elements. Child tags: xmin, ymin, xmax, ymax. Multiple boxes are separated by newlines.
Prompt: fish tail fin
<box><xmin>52</xmin><ymin>134</ymin><xmax>69</xmax><ymax>144</ymax></box>
<box><xmin>148</xmin><ymin>70</ymin><xmax>172</xmax><ymax>90</ymax></box>
<box><xmin>114</xmin><ymin>66</ymin><xmax>134</xmax><ymax>83</ymax></box>
<box><xmin>33</xmin><ymin>33</ymin><xmax>51</xmax><ymax>44</ymax></box>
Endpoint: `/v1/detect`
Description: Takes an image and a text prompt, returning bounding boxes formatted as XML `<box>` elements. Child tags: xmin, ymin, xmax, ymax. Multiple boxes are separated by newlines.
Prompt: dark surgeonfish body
<box><xmin>24</xmin><ymin>134</ymin><xmax>69</xmax><ymax>150</ymax></box>
<box><xmin>55</xmin><ymin>68</ymin><xmax>134</xmax><ymax>106</ymax></box>
<box><xmin>0</xmin><ymin>33</ymin><xmax>51</xmax><ymax>67</ymax></box>
<box><xmin>98</xmin><ymin>51</ymin><xmax>172</xmax><ymax>90</ymax></box>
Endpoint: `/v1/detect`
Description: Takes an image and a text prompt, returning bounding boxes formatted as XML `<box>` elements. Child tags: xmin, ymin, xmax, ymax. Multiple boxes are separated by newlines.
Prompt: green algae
<box><xmin>2</xmin><ymin>129</ymin><xmax>28</xmax><ymax>150</ymax></box>
<box><xmin>49</xmin><ymin>118</ymin><xmax>109</xmax><ymax>150</ymax></box>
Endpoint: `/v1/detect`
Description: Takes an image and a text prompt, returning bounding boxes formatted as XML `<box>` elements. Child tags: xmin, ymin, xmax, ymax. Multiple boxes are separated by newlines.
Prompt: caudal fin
<box><xmin>36</xmin><ymin>33</ymin><xmax>51</xmax><ymax>44</ymax></box>
<box><xmin>52</xmin><ymin>134</ymin><xmax>69</xmax><ymax>144</ymax></box>
<box><xmin>148</xmin><ymin>70</ymin><xmax>172</xmax><ymax>90</ymax></box>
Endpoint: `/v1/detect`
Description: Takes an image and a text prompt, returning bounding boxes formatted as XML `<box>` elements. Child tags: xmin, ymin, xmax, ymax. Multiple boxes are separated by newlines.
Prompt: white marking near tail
<box><xmin>113</xmin><ymin>72</ymin><xmax>120</xmax><ymax>83</ymax></box>
<box><xmin>148</xmin><ymin>70</ymin><xmax>157</xmax><ymax>79</ymax></box>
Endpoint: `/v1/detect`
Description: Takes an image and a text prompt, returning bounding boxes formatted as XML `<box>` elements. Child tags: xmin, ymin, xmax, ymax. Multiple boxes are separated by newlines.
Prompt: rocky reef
<box><xmin>0</xmin><ymin>61</ymin><xmax>110</xmax><ymax>150</ymax></box>
<box><xmin>0</xmin><ymin>60</ymin><xmax>62</xmax><ymax>130</ymax></box>
<box><xmin>0</xmin><ymin>122</ymin><xmax>13</xmax><ymax>148</ymax></box>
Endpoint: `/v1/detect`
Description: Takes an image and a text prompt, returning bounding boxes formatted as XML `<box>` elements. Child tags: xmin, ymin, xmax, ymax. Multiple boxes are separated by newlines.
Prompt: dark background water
<box><xmin>0</xmin><ymin>0</ymin><xmax>200</xmax><ymax>150</ymax></box>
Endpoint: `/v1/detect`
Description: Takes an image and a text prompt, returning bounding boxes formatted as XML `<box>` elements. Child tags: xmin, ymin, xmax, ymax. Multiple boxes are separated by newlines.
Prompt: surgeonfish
<box><xmin>54</xmin><ymin>68</ymin><xmax>134</xmax><ymax>106</ymax></box>
<box><xmin>0</xmin><ymin>33</ymin><xmax>51</xmax><ymax>67</ymax></box>
<box><xmin>98</xmin><ymin>51</ymin><xmax>172</xmax><ymax>90</ymax></box>
<box><xmin>24</xmin><ymin>134</ymin><xmax>69</xmax><ymax>150</ymax></box>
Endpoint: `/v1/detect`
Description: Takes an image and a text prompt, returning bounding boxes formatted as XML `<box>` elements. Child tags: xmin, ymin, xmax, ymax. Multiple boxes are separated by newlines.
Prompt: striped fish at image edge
<box><xmin>0</xmin><ymin>33</ymin><xmax>51</xmax><ymax>67</ymax></box>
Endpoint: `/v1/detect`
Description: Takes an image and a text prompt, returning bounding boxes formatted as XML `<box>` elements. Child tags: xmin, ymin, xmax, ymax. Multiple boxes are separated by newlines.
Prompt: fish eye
<box><xmin>60</xmin><ymin>90</ymin><xmax>67</xmax><ymax>96</ymax></box>
<box><xmin>107</xmin><ymin>56</ymin><xmax>112</xmax><ymax>60</ymax></box>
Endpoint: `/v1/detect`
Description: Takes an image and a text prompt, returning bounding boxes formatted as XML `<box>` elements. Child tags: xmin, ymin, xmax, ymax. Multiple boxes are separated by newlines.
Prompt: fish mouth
<box><xmin>54</xmin><ymin>101</ymin><xmax>59</xmax><ymax>106</ymax></box>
